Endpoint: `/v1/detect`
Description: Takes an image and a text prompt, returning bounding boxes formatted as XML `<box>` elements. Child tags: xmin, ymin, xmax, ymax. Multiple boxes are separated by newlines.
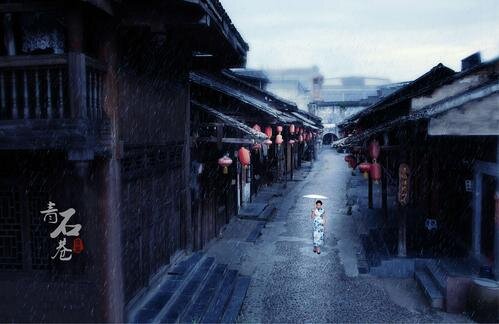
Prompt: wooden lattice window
<box><xmin>0</xmin><ymin>187</ymin><xmax>51</xmax><ymax>271</ymax></box>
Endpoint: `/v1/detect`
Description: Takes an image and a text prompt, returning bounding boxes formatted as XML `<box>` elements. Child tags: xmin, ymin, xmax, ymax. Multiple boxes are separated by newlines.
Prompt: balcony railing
<box><xmin>0</xmin><ymin>53</ymin><xmax>106</xmax><ymax>121</ymax></box>
<box><xmin>0</xmin><ymin>53</ymin><xmax>110</xmax><ymax>152</ymax></box>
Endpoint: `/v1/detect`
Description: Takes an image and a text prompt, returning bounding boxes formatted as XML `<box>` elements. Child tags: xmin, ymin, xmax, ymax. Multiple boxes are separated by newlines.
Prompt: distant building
<box><xmin>321</xmin><ymin>76</ymin><xmax>391</xmax><ymax>102</ymax></box>
<box><xmin>263</xmin><ymin>66</ymin><xmax>323</xmax><ymax>110</ymax></box>
<box><xmin>310</xmin><ymin>77</ymin><xmax>409</xmax><ymax>144</ymax></box>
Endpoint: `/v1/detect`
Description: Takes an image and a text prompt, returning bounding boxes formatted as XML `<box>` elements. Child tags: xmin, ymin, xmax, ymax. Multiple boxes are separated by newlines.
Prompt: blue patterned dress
<box><xmin>312</xmin><ymin>207</ymin><xmax>325</xmax><ymax>247</ymax></box>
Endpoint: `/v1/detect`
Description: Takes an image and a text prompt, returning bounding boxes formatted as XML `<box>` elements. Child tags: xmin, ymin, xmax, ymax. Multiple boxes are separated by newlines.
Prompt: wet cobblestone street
<box><xmin>237</xmin><ymin>149</ymin><xmax>469</xmax><ymax>323</ymax></box>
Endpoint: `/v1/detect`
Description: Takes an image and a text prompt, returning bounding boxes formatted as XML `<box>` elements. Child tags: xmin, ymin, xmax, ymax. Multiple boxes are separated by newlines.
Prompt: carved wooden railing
<box><xmin>0</xmin><ymin>53</ymin><xmax>106</xmax><ymax>121</ymax></box>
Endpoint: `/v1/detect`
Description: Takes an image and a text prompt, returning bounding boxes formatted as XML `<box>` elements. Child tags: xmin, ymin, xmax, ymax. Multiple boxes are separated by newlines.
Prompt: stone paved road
<box><xmin>237</xmin><ymin>149</ymin><xmax>469</xmax><ymax>323</ymax></box>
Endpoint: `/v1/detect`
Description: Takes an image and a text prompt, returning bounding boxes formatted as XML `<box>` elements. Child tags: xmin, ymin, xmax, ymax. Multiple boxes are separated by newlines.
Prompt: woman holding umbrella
<box><xmin>310</xmin><ymin>200</ymin><xmax>326</xmax><ymax>254</ymax></box>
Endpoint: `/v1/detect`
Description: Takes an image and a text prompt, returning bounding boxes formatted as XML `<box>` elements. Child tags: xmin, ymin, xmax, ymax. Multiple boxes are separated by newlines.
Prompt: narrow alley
<box><xmin>203</xmin><ymin>149</ymin><xmax>469</xmax><ymax>323</ymax></box>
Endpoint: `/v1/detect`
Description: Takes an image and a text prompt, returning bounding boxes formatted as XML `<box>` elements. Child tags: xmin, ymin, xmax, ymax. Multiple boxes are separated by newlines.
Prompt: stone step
<box><xmin>246</xmin><ymin>222</ymin><xmax>265</xmax><ymax>243</ymax></box>
<box><xmin>221</xmin><ymin>276</ymin><xmax>251</xmax><ymax>323</ymax></box>
<box><xmin>180</xmin><ymin>263</ymin><xmax>228</xmax><ymax>323</ymax></box>
<box><xmin>157</xmin><ymin>257</ymin><xmax>216</xmax><ymax>323</ymax></box>
<box><xmin>130</xmin><ymin>252</ymin><xmax>204</xmax><ymax>323</ymax></box>
<box><xmin>202</xmin><ymin>269</ymin><xmax>238</xmax><ymax>323</ymax></box>
<box><xmin>168</xmin><ymin>252</ymin><xmax>204</xmax><ymax>277</ymax></box>
<box><xmin>425</xmin><ymin>260</ymin><xmax>447</xmax><ymax>293</ymax></box>
<box><xmin>258</xmin><ymin>206</ymin><xmax>276</xmax><ymax>221</ymax></box>
<box><xmin>415</xmin><ymin>270</ymin><xmax>444</xmax><ymax>309</ymax></box>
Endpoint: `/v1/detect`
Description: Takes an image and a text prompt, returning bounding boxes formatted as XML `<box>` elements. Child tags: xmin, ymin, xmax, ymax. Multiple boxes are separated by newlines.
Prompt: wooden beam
<box><xmin>196</xmin><ymin>136</ymin><xmax>255</xmax><ymax>144</ymax></box>
<box><xmin>0</xmin><ymin>2</ymin><xmax>59</xmax><ymax>13</ymax></box>
<box><xmin>0</xmin><ymin>54</ymin><xmax>67</xmax><ymax>68</ymax></box>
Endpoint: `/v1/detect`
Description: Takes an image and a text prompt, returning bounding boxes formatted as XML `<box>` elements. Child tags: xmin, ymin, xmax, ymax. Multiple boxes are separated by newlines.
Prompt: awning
<box><xmin>190</xmin><ymin>72</ymin><xmax>297</xmax><ymax>124</ymax></box>
<box><xmin>192</xmin><ymin>100</ymin><xmax>268</xmax><ymax>142</ymax></box>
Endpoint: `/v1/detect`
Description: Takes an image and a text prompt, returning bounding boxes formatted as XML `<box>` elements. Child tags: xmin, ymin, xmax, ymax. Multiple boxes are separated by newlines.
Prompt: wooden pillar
<box><xmin>97</xmin><ymin>24</ymin><xmax>124</xmax><ymax>322</ymax></box>
<box><xmin>68</xmin><ymin>52</ymin><xmax>87</xmax><ymax>118</ymax></box>
<box><xmin>67</xmin><ymin>7</ymin><xmax>84</xmax><ymax>52</ymax></box>
<box><xmin>382</xmin><ymin>133</ymin><xmax>389</xmax><ymax>221</ymax></box>
<box><xmin>472</xmin><ymin>169</ymin><xmax>482</xmax><ymax>257</ymax></box>
<box><xmin>494</xmin><ymin>141</ymin><xmax>499</xmax><ymax>279</ymax></box>
<box><xmin>398</xmin><ymin>207</ymin><xmax>407</xmax><ymax>257</ymax></box>
<box><xmin>67</xmin><ymin>7</ymin><xmax>86</xmax><ymax>119</ymax></box>
<box><xmin>368</xmin><ymin>174</ymin><xmax>373</xmax><ymax>209</ymax></box>
<box><xmin>397</xmin><ymin>151</ymin><xmax>408</xmax><ymax>257</ymax></box>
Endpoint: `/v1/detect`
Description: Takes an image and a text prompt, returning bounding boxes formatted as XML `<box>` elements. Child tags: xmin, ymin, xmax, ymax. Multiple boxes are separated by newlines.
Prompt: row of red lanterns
<box><xmin>253</xmin><ymin>123</ymin><xmax>315</xmax><ymax>146</ymax></box>
<box><xmin>344</xmin><ymin>140</ymin><xmax>382</xmax><ymax>182</ymax></box>
<box><xmin>217</xmin><ymin>124</ymin><xmax>318</xmax><ymax>174</ymax></box>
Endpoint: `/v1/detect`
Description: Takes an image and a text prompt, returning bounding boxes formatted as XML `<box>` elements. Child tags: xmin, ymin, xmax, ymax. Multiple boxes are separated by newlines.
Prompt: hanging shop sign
<box><xmin>398</xmin><ymin>163</ymin><xmax>410</xmax><ymax>206</ymax></box>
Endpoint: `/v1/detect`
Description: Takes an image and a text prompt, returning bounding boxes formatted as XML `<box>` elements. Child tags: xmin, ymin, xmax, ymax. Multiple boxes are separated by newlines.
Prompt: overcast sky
<box><xmin>222</xmin><ymin>0</ymin><xmax>499</xmax><ymax>82</ymax></box>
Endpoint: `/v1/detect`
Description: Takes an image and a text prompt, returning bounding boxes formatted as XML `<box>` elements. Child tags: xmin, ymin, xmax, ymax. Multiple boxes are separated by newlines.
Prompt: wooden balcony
<box><xmin>0</xmin><ymin>53</ymin><xmax>110</xmax><ymax>156</ymax></box>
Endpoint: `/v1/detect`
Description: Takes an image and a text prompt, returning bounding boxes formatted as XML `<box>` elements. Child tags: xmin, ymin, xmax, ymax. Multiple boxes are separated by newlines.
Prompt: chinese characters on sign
<box><xmin>40</xmin><ymin>201</ymin><xmax>83</xmax><ymax>261</ymax></box>
<box><xmin>398</xmin><ymin>163</ymin><xmax>410</xmax><ymax>206</ymax></box>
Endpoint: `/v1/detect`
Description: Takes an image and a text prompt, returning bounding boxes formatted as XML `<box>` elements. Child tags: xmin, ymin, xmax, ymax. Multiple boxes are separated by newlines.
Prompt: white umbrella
<box><xmin>303</xmin><ymin>194</ymin><xmax>328</xmax><ymax>199</ymax></box>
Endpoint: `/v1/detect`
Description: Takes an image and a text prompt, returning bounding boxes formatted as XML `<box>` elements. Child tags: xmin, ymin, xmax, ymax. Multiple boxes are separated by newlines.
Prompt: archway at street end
<box><xmin>322</xmin><ymin>133</ymin><xmax>338</xmax><ymax>145</ymax></box>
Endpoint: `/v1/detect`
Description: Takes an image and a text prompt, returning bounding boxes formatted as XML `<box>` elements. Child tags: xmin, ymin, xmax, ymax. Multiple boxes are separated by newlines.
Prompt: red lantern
<box><xmin>218</xmin><ymin>155</ymin><xmax>233</xmax><ymax>174</ymax></box>
<box><xmin>253</xmin><ymin>124</ymin><xmax>261</xmax><ymax>132</ymax></box>
<box><xmin>345</xmin><ymin>155</ymin><xmax>356</xmax><ymax>169</ymax></box>
<box><xmin>369</xmin><ymin>140</ymin><xmax>380</xmax><ymax>161</ymax></box>
<box><xmin>277</xmin><ymin>125</ymin><xmax>283</xmax><ymax>134</ymax></box>
<box><xmin>264</xmin><ymin>126</ymin><xmax>273</xmax><ymax>139</ymax></box>
<box><xmin>289</xmin><ymin>124</ymin><xmax>295</xmax><ymax>134</ymax></box>
<box><xmin>370</xmin><ymin>162</ymin><xmax>382</xmax><ymax>183</ymax></box>
<box><xmin>264</xmin><ymin>139</ymin><xmax>272</xmax><ymax>145</ymax></box>
<box><xmin>238</xmin><ymin>147</ymin><xmax>251</xmax><ymax>168</ymax></box>
<box><xmin>358</xmin><ymin>162</ymin><xmax>371</xmax><ymax>179</ymax></box>
<box><xmin>72</xmin><ymin>238</ymin><xmax>84</xmax><ymax>254</ymax></box>
<box><xmin>275</xmin><ymin>134</ymin><xmax>283</xmax><ymax>145</ymax></box>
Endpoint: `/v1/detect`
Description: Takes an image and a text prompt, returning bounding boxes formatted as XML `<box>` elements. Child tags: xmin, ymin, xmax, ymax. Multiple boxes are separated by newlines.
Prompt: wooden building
<box><xmin>336</xmin><ymin>53</ymin><xmax>499</xmax><ymax>310</ymax></box>
<box><xmin>189</xmin><ymin>70</ymin><xmax>322</xmax><ymax>249</ymax></box>
<box><xmin>0</xmin><ymin>0</ymin><xmax>248</xmax><ymax>322</ymax></box>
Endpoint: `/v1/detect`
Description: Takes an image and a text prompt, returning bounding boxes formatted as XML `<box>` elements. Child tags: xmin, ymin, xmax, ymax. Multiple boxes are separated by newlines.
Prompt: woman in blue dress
<box><xmin>310</xmin><ymin>200</ymin><xmax>326</xmax><ymax>254</ymax></box>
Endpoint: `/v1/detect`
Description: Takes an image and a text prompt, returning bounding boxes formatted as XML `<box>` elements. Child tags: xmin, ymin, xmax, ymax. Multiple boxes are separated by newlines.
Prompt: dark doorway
<box><xmin>322</xmin><ymin>133</ymin><xmax>338</xmax><ymax>145</ymax></box>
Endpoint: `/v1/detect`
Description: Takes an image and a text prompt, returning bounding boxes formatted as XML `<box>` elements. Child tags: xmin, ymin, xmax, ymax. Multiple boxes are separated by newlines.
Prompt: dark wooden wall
<box><xmin>116</xmin><ymin>30</ymin><xmax>192</xmax><ymax>302</ymax></box>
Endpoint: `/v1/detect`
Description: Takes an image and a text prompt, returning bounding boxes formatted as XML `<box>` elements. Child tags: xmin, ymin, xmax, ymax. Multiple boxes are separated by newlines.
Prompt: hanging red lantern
<box><xmin>277</xmin><ymin>125</ymin><xmax>283</xmax><ymax>134</ymax></box>
<box><xmin>253</xmin><ymin>124</ymin><xmax>261</xmax><ymax>132</ymax></box>
<box><xmin>218</xmin><ymin>155</ymin><xmax>233</xmax><ymax>174</ymax></box>
<box><xmin>369</xmin><ymin>140</ymin><xmax>380</xmax><ymax>161</ymax></box>
<box><xmin>264</xmin><ymin>126</ymin><xmax>273</xmax><ymax>139</ymax></box>
<box><xmin>345</xmin><ymin>155</ymin><xmax>356</xmax><ymax>169</ymax></box>
<box><xmin>289</xmin><ymin>124</ymin><xmax>295</xmax><ymax>134</ymax></box>
<box><xmin>72</xmin><ymin>238</ymin><xmax>84</xmax><ymax>254</ymax></box>
<box><xmin>238</xmin><ymin>147</ymin><xmax>251</xmax><ymax>168</ymax></box>
<box><xmin>358</xmin><ymin>162</ymin><xmax>371</xmax><ymax>179</ymax></box>
<box><xmin>264</xmin><ymin>138</ymin><xmax>272</xmax><ymax>145</ymax></box>
<box><xmin>370</xmin><ymin>162</ymin><xmax>382</xmax><ymax>183</ymax></box>
<box><xmin>275</xmin><ymin>134</ymin><xmax>283</xmax><ymax>145</ymax></box>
